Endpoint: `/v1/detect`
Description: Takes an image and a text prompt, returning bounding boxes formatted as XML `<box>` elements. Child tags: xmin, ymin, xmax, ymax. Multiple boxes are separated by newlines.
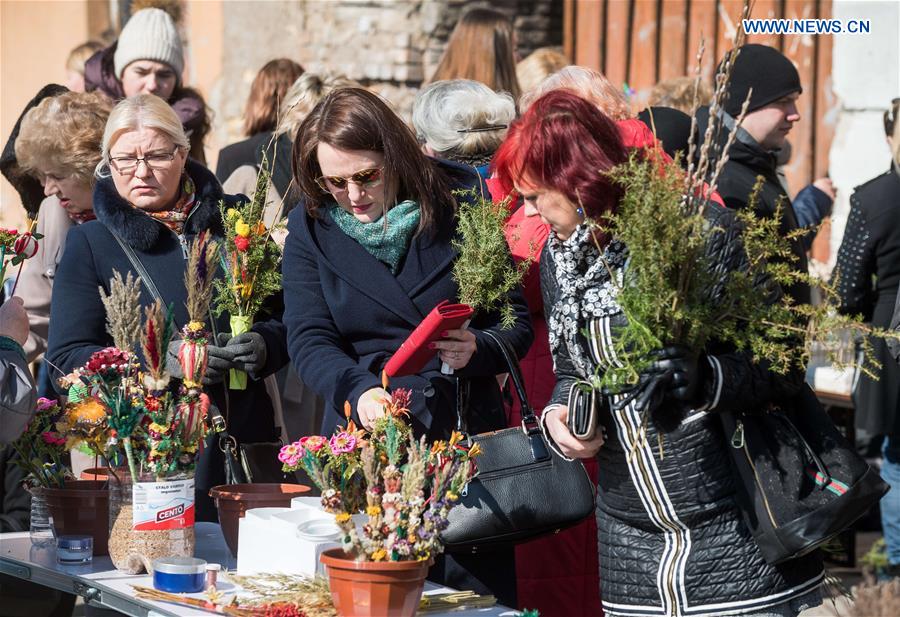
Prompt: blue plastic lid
<box><xmin>57</xmin><ymin>535</ymin><xmax>93</xmax><ymax>550</ymax></box>
<box><xmin>153</xmin><ymin>556</ymin><xmax>207</xmax><ymax>574</ymax></box>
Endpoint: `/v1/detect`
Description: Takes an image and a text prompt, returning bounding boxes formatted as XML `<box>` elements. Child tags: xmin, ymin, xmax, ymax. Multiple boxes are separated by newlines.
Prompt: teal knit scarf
<box><xmin>329</xmin><ymin>200</ymin><xmax>421</xmax><ymax>273</ymax></box>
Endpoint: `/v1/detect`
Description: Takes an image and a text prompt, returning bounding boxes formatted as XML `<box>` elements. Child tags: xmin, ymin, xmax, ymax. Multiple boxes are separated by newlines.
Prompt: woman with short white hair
<box><xmin>47</xmin><ymin>94</ymin><xmax>287</xmax><ymax>520</ymax></box>
<box><xmin>412</xmin><ymin>79</ymin><xmax>515</xmax><ymax>173</ymax></box>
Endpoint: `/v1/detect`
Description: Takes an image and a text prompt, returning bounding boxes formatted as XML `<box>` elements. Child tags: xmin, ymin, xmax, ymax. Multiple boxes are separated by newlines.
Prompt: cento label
<box><xmin>132</xmin><ymin>478</ymin><xmax>195</xmax><ymax>531</ymax></box>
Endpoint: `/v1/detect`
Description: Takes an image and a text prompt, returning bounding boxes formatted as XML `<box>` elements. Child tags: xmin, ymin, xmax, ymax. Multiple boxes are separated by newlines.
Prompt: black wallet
<box><xmin>567</xmin><ymin>382</ymin><xmax>602</xmax><ymax>441</ymax></box>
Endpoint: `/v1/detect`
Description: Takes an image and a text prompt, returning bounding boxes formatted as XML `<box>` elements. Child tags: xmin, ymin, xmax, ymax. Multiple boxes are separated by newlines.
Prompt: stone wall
<box><xmin>211</xmin><ymin>0</ymin><xmax>561</xmax><ymax>149</ymax></box>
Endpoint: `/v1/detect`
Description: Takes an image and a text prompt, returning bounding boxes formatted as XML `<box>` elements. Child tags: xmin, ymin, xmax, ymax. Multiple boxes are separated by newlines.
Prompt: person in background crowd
<box><xmin>215</xmin><ymin>58</ymin><xmax>304</xmax><ymax>185</ymax></box>
<box><xmin>833</xmin><ymin>97</ymin><xmax>900</xmax><ymax>577</ymax></box>
<box><xmin>698</xmin><ymin>44</ymin><xmax>810</xmax><ymax>305</ymax></box>
<box><xmin>0</xmin><ymin>85</ymin><xmax>68</xmax><ymax>221</ymax></box>
<box><xmin>520</xmin><ymin>65</ymin><xmax>631</xmax><ymax>119</ymax></box>
<box><xmin>84</xmin><ymin>7</ymin><xmax>212</xmax><ymax>164</ymax></box>
<box><xmin>0</xmin><ymin>297</ymin><xmax>35</xmax><ymax>445</ymax></box>
<box><xmin>515</xmin><ymin>46</ymin><xmax>569</xmax><ymax>95</ymax></box>
<box><xmin>412</xmin><ymin>79</ymin><xmax>514</xmax><ymax>177</ymax></box>
<box><xmin>14</xmin><ymin>91</ymin><xmax>112</xmax><ymax>366</ymax></box>
<box><xmin>430</xmin><ymin>7</ymin><xmax>521</xmax><ymax>102</ymax></box>
<box><xmin>648</xmin><ymin>75</ymin><xmax>713</xmax><ymax>114</ymax></box>
<box><xmin>494</xmin><ymin>88</ymin><xmax>824</xmax><ymax>617</ymax></box>
<box><xmin>46</xmin><ymin>95</ymin><xmax>287</xmax><ymax>521</ymax></box>
<box><xmin>65</xmin><ymin>40</ymin><xmax>104</xmax><ymax>93</ymax></box>
<box><xmin>637</xmin><ymin>106</ymin><xmax>693</xmax><ymax>166</ymax></box>
<box><xmin>773</xmin><ymin>140</ymin><xmax>835</xmax><ymax>251</ymax></box>
<box><xmin>222</xmin><ymin>72</ymin><xmax>359</xmax><ymax>228</ymax></box>
<box><xmin>283</xmin><ymin>88</ymin><xmax>531</xmax><ymax>606</ymax></box>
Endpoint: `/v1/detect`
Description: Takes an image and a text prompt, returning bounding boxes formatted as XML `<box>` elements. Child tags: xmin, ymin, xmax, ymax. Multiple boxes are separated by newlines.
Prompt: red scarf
<box><xmin>146</xmin><ymin>175</ymin><xmax>196</xmax><ymax>235</ymax></box>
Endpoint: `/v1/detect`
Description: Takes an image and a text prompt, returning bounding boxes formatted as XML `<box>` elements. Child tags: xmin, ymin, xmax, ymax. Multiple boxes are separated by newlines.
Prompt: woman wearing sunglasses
<box><xmin>47</xmin><ymin>94</ymin><xmax>287</xmax><ymax>521</ymax></box>
<box><xmin>284</xmin><ymin>87</ymin><xmax>532</xmax><ymax>606</ymax></box>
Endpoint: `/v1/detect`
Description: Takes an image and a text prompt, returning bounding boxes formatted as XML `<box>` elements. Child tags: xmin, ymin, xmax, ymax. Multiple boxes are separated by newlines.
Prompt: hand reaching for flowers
<box><xmin>357</xmin><ymin>387</ymin><xmax>391</xmax><ymax>430</ymax></box>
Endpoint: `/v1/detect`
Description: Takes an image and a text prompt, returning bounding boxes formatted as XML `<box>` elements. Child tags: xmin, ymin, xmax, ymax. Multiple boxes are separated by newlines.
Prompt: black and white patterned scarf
<box><xmin>547</xmin><ymin>224</ymin><xmax>627</xmax><ymax>378</ymax></box>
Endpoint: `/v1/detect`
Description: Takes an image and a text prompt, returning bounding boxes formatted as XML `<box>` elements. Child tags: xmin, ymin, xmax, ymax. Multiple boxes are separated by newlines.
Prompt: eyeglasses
<box><xmin>315</xmin><ymin>167</ymin><xmax>384</xmax><ymax>193</ymax></box>
<box><xmin>110</xmin><ymin>149</ymin><xmax>180</xmax><ymax>175</ymax></box>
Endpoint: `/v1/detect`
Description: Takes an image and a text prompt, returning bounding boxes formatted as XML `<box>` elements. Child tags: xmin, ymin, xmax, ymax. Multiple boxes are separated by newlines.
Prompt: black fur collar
<box><xmin>93</xmin><ymin>159</ymin><xmax>226</xmax><ymax>250</ymax></box>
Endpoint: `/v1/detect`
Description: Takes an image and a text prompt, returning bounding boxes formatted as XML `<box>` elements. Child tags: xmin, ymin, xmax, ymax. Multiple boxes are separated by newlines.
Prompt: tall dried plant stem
<box><xmin>99</xmin><ymin>270</ymin><xmax>143</xmax><ymax>351</ymax></box>
<box><xmin>685</xmin><ymin>0</ymin><xmax>752</xmax><ymax>214</ymax></box>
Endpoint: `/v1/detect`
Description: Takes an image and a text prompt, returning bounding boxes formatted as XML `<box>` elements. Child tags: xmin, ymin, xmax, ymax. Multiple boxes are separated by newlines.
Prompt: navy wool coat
<box><xmin>47</xmin><ymin>160</ymin><xmax>287</xmax><ymax>519</ymax></box>
<box><xmin>282</xmin><ymin>160</ymin><xmax>533</xmax><ymax>438</ymax></box>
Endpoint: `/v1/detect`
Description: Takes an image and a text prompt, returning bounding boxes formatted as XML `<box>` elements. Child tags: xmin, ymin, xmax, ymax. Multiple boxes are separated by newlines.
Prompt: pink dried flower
<box><xmin>36</xmin><ymin>397</ymin><xmax>58</xmax><ymax>413</ymax></box>
<box><xmin>300</xmin><ymin>435</ymin><xmax>327</xmax><ymax>452</ymax></box>
<box><xmin>329</xmin><ymin>432</ymin><xmax>356</xmax><ymax>455</ymax></box>
<box><xmin>278</xmin><ymin>442</ymin><xmax>305</xmax><ymax>464</ymax></box>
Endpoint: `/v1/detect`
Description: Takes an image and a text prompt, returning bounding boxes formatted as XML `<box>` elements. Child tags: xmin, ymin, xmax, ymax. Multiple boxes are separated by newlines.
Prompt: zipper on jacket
<box><xmin>163</xmin><ymin>195</ymin><xmax>202</xmax><ymax>261</ymax></box>
<box><xmin>177</xmin><ymin>233</ymin><xmax>189</xmax><ymax>259</ymax></box>
<box><xmin>732</xmin><ymin>420</ymin><xmax>779</xmax><ymax>529</ymax></box>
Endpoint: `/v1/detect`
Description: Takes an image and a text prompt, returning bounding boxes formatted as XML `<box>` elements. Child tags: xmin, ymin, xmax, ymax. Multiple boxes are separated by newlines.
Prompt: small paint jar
<box><xmin>57</xmin><ymin>535</ymin><xmax>93</xmax><ymax>564</ymax></box>
<box><xmin>152</xmin><ymin>557</ymin><xmax>207</xmax><ymax>593</ymax></box>
<box><xmin>205</xmin><ymin>563</ymin><xmax>220</xmax><ymax>589</ymax></box>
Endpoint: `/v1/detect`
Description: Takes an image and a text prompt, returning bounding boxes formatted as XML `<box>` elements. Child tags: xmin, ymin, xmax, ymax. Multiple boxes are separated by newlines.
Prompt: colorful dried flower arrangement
<box><xmin>9</xmin><ymin>397</ymin><xmax>72</xmax><ymax>488</ymax></box>
<box><xmin>213</xmin><ymin>158</ymin><xmax>283</xmax><ymax>390</ymax></box>
<box><xmin>279</xmin><ymin>389</ymin><xmax>481</xmax><ymax>562</ymax></box>
<box><xmin>58</xmin><ymin>236</ymin><xmax>219</xmax><ymax>482</ymax></box>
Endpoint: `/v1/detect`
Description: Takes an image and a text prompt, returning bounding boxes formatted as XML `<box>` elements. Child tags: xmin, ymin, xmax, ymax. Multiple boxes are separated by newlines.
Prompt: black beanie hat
<box><xmin>720</xmin><ymin>44</ymin><xmax>802</xmax><ymax>118</ymax></box>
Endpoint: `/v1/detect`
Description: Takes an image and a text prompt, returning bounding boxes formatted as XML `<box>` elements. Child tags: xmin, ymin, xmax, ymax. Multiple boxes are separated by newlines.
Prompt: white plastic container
<box><xmin>236</xmin><ymin>501</ymin><xmax>342</xmax><ymax>575</ymax></box>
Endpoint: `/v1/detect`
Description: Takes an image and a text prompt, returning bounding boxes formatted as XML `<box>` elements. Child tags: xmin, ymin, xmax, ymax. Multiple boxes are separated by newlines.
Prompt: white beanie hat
<box><xmin>114</xmin><ymin>8</ymin><xmax>184</xmax><ymax>80</ymax></box>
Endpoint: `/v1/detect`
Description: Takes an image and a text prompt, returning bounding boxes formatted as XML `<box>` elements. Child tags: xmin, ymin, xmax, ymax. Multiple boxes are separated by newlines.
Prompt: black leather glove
<box><xmin>216</xmin><ymin>331</ymin><xmax>267</xmax><ymax>375</ymax></box>
<box><xmin>613</xmin><ymin>346</ymin><xmax>708</xmax><ymax>433</ymax></box>
<box><xmin>648</xmin><ymin>346</ymin><xmax>706</xmax><ymax>406</ymax></box>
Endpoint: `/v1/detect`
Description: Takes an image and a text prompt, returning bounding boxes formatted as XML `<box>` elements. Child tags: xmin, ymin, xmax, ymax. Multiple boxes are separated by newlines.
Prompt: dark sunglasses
<box><xmin>315</xmin><ymin>167</ymin><xmax>384</xmax><ymax>192</ymax></box>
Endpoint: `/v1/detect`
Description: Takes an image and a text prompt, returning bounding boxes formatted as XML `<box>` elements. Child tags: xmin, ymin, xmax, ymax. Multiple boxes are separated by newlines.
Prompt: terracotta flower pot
<box><xmin>43</xmin><ymin>480</ymin><xmax>110</xmax><ymax>555</ymax></box>
<box><xmin>320</xmin><ymin>549</ymin><xmax>431</xmax><ymax>617</ymax></box>
<box><xmin>209</xmin><ymin>483</ymin><xmax>310</xmax><ymax>556</ymax></box>
<box><xmin>79</xmin><ymin>467</ymin><xmax>109</xmax><ymax>481</ymax></box>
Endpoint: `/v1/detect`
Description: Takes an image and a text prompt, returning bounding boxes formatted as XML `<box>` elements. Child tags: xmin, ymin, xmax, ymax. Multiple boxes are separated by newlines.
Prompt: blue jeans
<box><xmin>882</xmin><ymin>436</ymin><xmax>900</xmax><ymax>565</ymax></box>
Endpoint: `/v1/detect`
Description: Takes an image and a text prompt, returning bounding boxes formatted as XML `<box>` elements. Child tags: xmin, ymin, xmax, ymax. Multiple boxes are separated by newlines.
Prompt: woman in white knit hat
<box><xmin>83</xmin><ymin>7</ymin><xmax>211</xmax><ymax>164</ymax></box>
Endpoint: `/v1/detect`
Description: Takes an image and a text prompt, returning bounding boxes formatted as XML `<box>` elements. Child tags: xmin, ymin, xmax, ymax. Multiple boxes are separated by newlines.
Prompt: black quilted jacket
<box><xmin>541</xmin><ymin>204</ymin><xmax>823</xmax><ymax>616</ymax></box>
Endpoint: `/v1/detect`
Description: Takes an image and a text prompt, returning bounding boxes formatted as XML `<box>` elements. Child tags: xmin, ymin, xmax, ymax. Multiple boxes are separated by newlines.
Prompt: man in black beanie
<box><xmin>698</xmin><ymin>43</ymin><xmax>810</xmax><ymax>305</ymax></box>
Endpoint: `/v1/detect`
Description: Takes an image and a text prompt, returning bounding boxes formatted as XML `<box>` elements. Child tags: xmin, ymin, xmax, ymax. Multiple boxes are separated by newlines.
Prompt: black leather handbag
<box><xmin>208</xmin><ymin>405</ymin><xmax>288</xmax><ymax>485</ymax></box>
<box><xmin>441</xmin><ymin>330</ymin><xmax>596</xmax><ymax>552</ymax></box>
<box><xmin>720</xmin><ymin>383</ymin><xmax>888</xmax><ymax>565</ymax></box>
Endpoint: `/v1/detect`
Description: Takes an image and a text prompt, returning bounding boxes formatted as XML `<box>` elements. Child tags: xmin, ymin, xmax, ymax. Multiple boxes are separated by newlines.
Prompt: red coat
<box><xmin>504</xmin><ymin>206</ymin><xmax>602</xmax><ymax>617</ymax></box>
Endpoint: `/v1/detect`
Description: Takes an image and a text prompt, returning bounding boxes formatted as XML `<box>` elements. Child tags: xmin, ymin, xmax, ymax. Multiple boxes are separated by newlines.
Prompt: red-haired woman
<box><xmin>493</xmin><ymin>90</ymin><xmax>824</xmax><ymax>617</ymax></box>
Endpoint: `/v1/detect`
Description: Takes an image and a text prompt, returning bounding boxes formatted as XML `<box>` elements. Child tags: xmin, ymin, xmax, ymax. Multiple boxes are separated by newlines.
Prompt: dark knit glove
<box><xmin>216</xmin><ymin>332</ymin><xmax>267</xmax><ymax>376</ymax></box>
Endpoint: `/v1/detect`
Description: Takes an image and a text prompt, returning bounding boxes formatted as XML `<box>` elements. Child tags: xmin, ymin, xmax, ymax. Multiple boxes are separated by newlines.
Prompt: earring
<box><xmin>576</xmin><ymin>207</ymin><xmax>584</xmax><ymax>218</ymax></box>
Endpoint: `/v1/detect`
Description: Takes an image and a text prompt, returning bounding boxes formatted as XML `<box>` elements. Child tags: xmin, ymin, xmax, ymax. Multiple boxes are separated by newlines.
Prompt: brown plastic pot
<box><xmin>43</xmin><ymin>480</ymin><xmax>110</xmax><ymax>555</ymax></box>
<box><xmin>209</xmin><ymin>483</ymin><xmax>310</xmax><ymax>556</ymax></box>
<box><xmin>320</xmin><ymin>549</ymin><xmax>430</xmax><ymax>617</ymax></box>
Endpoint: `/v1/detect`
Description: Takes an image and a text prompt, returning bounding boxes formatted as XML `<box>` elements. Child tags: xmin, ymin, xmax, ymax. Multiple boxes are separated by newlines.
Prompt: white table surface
<box><xmin>0</xmin><ymin>522</ymin><xmax>517</xmax><ymax>616</ymax></box>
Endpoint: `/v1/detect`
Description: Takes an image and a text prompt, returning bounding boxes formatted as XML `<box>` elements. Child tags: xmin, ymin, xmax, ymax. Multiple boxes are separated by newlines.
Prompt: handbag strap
<box><xmin>110</xmin><ymin>231</ymin><xmax>177</xmax><ymax>325</ymax></box>
<box><xmin>474</xmin><ymin>330</ymin><xmax>550</xmax><ymax>462</ymax></box>
<box><xmin>481</xmin><ymin>330</ymin><xmax>537</xmax><ymax>427</ymax></box>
